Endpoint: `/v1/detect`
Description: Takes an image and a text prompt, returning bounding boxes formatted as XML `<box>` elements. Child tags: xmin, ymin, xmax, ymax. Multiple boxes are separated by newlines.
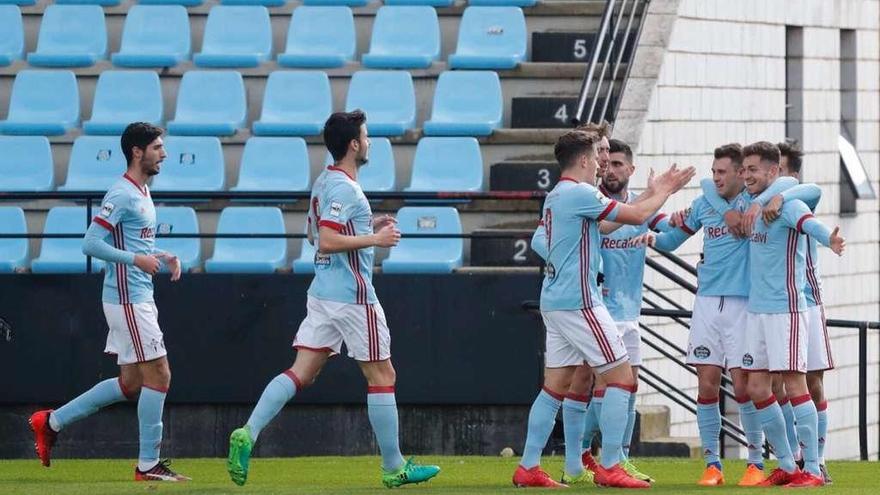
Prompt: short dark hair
<box><xmin>120</xmin><ymin>122</ymin><xmax>164</xmax><ymax>165</ymax></box>
<box><xmin>323</xmin><ymin>110</ymin><xmax>367</xmax><ymax>161</ymax></box>
<box><xmin>554</xmin><ymin>130</ymin><xmax>599</xmax><ymax>170</ymax></box>
<box><xmin>714</xmin><ymin>142</ymin><xmax>744</xmax><ymax>167</ymax></box>
<box><xmin>777</xmin><ymin>138</ymin><xmax>804</xmax><ymax>174</ymax></box>
<box><xmin>576</xmin><ymin>120</ymin><xmax>611</xmax><ymax>138</ymax></box>
<box><xmin>742</xmin><ymin>141</ymin><xmax>780</xmax><ymax>164</ymax></box>
<box><xmin>608</xmin><ymin>138</ymin><xmax>632</xmax><ymax>163</ymax></box>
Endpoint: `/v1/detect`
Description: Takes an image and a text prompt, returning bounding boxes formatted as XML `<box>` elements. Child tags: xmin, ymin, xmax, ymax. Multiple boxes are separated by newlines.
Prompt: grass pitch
<box><xmin>0</xmin><ymin>456</ymin><xmax>875</xmax><ymax>495</ymax></box>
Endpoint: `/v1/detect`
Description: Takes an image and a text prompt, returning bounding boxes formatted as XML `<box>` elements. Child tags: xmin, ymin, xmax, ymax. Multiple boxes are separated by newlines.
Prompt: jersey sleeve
<box><xmin>753</xmin><ymin>176</ymin><xmax>799</xmax><ymax>206</ymax></box>
<box><xmin>648</xmin><ymin>212</ymin><xmax>672</xmax><ymax>232</ymax></box>
<box><xmin>91</xmin><ymin>188</ymin><xmax>129</xmax><ymax>231</ymax></box>
<box><xmin>780</xmin><ymin>183</ymin><xmax>822</xmax><ymax>211</ymax></box>
<box><xmin>674</xmin><ymin>197</ymin><xmax>703</xmax><ymax>236</ymax></box>
<box><xmin>317</xmin><ymin>182</ymin><xmax>360</xmax><ymax>232</ymax></box>
<box><xmin>699</xmin><ymin>178</ymin><xmax>733</xmax><ymax>214</ymax></box>
<box><xmin>531</xmin><ymin>222</ymin><xmax>548</xmax><ymax>261</ymax></box>
<box><xmin>783</xmin><ymin>200</ymin><xmax>832</xmax><ymax>247</ymax></box>
<box><xmin>572</xmin><ymin>185</ymin><xmax>620</xmax><ymax>222</ymax></box>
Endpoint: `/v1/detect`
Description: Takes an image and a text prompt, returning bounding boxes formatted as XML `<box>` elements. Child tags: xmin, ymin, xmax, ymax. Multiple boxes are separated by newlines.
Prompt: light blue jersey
<box><xmin>599</xmin><ymin>188</ymin><xmax>671</xmax><ymax>321</ymax></box>
<box><xmin>804</xmin><ymin>236</ymin><xmax>822</xmax><ymax>307</ymax></box>
<box><xmin>90</xmin><ymin>175</ymin><xmax>157</xmax><ymax>304</ymax></box>
<box><xmin>307</xmin><ymin>166</ymin><xmax>377</xmax><ymax>305</ymax></box>
<box><xmin>653</xmin><ymin>192</ymin><xmax>751</xmax><ymax>297</ymax></box>
<box><xmin>535</xmin><ymin>178</ymin><xmax>620</xmax><ymax>311</ymax></box>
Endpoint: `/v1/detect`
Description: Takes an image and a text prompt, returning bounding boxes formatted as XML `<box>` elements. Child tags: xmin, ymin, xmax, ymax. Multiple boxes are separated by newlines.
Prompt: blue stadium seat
<box><xmin>233</xmin><ymin>137</ymin><xmax>310</xmax><ymax>192</ymax></box>
<box><xmin>61</xmin><ymin>136</ymin><xmax>126</xmax><ymax>191</ymax></box>
<box><xmin>0</xmin><ymin>207</ymin><xmax>28</xmax><ymax>273</ymax></box>
<box><xmin>0</xmin><ymin>0</ymin><xmax>34</xmax><ymax>5</ymax></box>
<box><xmin>0</xmin><ymin>6</ymin><xmax>23</xmax><ymax>67</ymax></box>
<box><xmin>0</xmin><ymin>71</ymin><xmax>79</xmax><ymax>136</ymax></box>
<box><xmin>277</xmin><ymin>6</ymin><xmax>355</xmax><ymax>68</ymax></box>
<box><xmin>139</xmin><ymin>0</ymin><xmax>203</xmax><ymax>7</ymax></box>
<box><xmin>84</xmin><ymin>71</ymin><xmax>163</xmax><ymax>135</ymax></box>
<box><xmin>155</xmin><ymin>207</ymin><xmax>201</xmax><ymax>272</ymax></box>
<box><xmin>469</xmin><ymin>0</ymin><xmax>536</xmax><ymax>5</ymax></box>
<box><xmin>406</xmin><ymin>137</ymin><xmax>483</xmax><ymax>192</ymax></box>
<box><xmin>424</xmin><ymin>71</ymin><xmax>502</xmax><ymax>136</ymax></box>
<box><xmin>291</xmin><ymin>225</ymin><xmax>315</xmax><ymax>274</ymax></box>
<box><xmin>345</xmin><ymin>71</ymin><xmax>415</xmax><ymax>136</ymax></box>
<box><xmin>221</xmin><ymin>0</ymin><xmax>284</xmax><ymax>5</ymax></box>
<box><xmin>302</xmin><ymin>0</ymin><xmax>368</xmax><ymax>5</ymax></box>
<box><xmin>0</xmin><ymin>136</ymin><xmax>54</xmax><ymax>191</ymax></box>
<box><xmin>382</xmin><ymin>206</ymin><xmax>463</xmax><ymax>273</ymax></box>
<box><xmin>56</xmin><ymin>0</ymin><xmax>121</xmax><ymax>6</ymax></box>
<box><xmin>194</xmin><ymin>6</ymin><xmax>272</xmax><ymax>68</ymax></box>
<box><xmin>252</xmin><ymin>71</ymin><xmax>331</xmax><ymax>136</ymax></box>
<box><xmin>112</xmin><ymin>5</ymin><xmax>191</xmax><ymax>68</ymax></box>
<box><xmin>362</xmin><ymin>6</ymin><xmax>440</xmax><ymax>69</ymax></box>
<box><xmin>323</xmin><ymin>137</ymin><xmax>395</xmax><ymax>192</ymax></box>
<box><xmin>205</xmin><ymin>207</ymin><xmax>287</xmax><ymax>273</ymax></box>
<box><xmin>449</xmin><ymin>7</ymin><xmax>526</xmax><ymax>69</ymax></box>
<box><xmin>27</xmin><ymin>5</ymin><xmax>106</xmax><ymax>67</ymax></box>
<box><xmin>167</xmin><ymin>71</ymin><xmax>246</xmax><ymax>136</ymax></box>
<box><xmin>383</xmin><ymin>0</ymin><xmax>453</xmax><ymax>5</ymax></box>
<box><xmin>31</xmin><ymin>206</ymin><xmax>104</xmax><ymax>273</ymax></box>
<box><xmin>150</xmin><ymin>136</ymin><xmax>225</xmax><ymax>191</ymax></box>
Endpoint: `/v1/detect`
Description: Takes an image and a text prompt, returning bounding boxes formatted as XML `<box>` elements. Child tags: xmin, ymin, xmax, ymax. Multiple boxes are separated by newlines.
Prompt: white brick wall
<box><xmin>627</xmin><ymin>0</ymin><xmax>880</xmax><ymax>460</ymax></box>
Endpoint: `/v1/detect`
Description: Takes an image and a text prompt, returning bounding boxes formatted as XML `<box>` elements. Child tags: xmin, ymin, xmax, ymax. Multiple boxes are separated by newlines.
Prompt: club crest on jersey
<box><xmin>693</xmin><ymin>345</ymin><xmax>711</xmax><ymax>359</ymax></box>
<box><xmin>314</xmin><ymin>252</ymin><xmax>331</xmax><ymax>267</ymax></box>
<box><xmin>329</xmin><ymin>201</ymin><xmax>343</xmax><ymax>218</ymax></box>
<box><xmin>100</xmin><ymin>202</ymin><xmax>115</xmax><ymax>218</ymax></box>
<box><xmin>742</xmin><ymin>353</ymin><xmax>754</xmax><ymax>367</ymax></box>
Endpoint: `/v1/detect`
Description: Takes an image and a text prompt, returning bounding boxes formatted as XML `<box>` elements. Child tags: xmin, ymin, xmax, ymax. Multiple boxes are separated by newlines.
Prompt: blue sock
<box><xmin>137</xmin><ymin>386</ymin><xmax>167</xmax><ymax>472</ymax></box>
<box><xmin>622</xmin><ymin>391</ymin><xmax>637</xmax><ymax>457</ymax></box>
<box><xmin>246</xmin><ymin>372</ymin><xmax>298</xmax><ymax>442</ymax></box>
<box><xmin>562</xmin><ymin>396</ymin><xmax>588</xmax><ymax>475</ymax></box>
<box><xmin>756</xmin><ymin>398</ymin><xmax>796</xmax><ymax>473</ymax></box>
<box><xmin>599</xmin><ymin>385</ymin><xmax>631</xmax><ymax>469</ymax></box>
<box><xmin>520</xmin><ymin>388</ymin><xmax>562</xmax><ymax>469</ymax></box>
<box><xmin>780</xmin><ymin>399</ymin><xmax>801</xmax><ymax>460</ymax></box>
<box><xmin>792</xmin><ymin>396</ymin><xmax>819</xmax><ymax>476</ymax></box>
<box><xmin>582</xmin><ymin>393</ymin><xmax>603</xmax><ymax>452</ymax></box>
<box><xmin>817</xmin><ymin>402</ymin><xmax>827</xmax><ymax>464</ymax></box>
<box><xmin>367</xmin><ymin>388</ymin><xmax>405</xmax><ymax>472</ymax></box>
<box><xmin>49</xmin><ymin>378</ymin><xmax>127</xmax><ymax>432</ymax></box>
<box><xmin>697</xmin><ymin>397</ymin><xmax>721</xmax><ymax>466</ymax></box>
<box><xmin>738</xmin><ymin>398</ymin><xmax>764</xmax><ymax>468</ymax></box>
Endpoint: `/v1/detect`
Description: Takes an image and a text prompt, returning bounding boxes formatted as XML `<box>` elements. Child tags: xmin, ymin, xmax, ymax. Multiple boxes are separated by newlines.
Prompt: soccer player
<box><xmin>226</xmin><ymin>110</ymin><xmax>440</xmax><ymax>489</ymax></box>
<box><xmin>738</xmin><ymin>142</ymin><xmax>844</xmax><ymax>487</ymax></box>
<box><xmin>513</xmin><ymin>129</ymin><xmax>694</xmax><ymax>488</ymax></box>
<box><xmin>29</xmin><ymin>122</ymin><xmax>189</xmax><ymax>481</ymax></box>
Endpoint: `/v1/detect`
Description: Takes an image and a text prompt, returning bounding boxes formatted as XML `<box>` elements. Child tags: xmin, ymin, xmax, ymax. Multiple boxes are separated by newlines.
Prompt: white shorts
<box><xmin>542</xmin><ymin>305</ymin><xmax>628</xmax><ymax>373</ymax></box>
<box><xmin>103</xmin><ymin>302</ymin><xmax>166</xmax><ymax>365</ymax></box>
<box><xmin>743</xmin><ymin>311</ymin><xmax>807</xmax><ymax>373</ymax></box>
<box><xmin>617</xmin><ymin>321</ymin><xmax>641</xmax><ymax>366</ymax></box>
<box><xmin>687</xmin><ymin>296</ymin><xmax>747</xmax><ymax>369</ymax></box>
<box><xmin>293</xmin><ymin>296</ymin><xmax>391</xmax><ymax>362</ymax></box>
<box><xmin>805</xmin><ymin>304</ymin><xmax>834</xmax><ymax>372</ymax></box>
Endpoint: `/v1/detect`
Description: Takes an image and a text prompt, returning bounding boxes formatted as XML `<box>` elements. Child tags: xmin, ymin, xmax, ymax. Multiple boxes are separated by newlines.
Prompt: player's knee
<box><xmin>119</xmin><ymin>377</ymin><xmax>142</xmax><ymax>399</ymax></box>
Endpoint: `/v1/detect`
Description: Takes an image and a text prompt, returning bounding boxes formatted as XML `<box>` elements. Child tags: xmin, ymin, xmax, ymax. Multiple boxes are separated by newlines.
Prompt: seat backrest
<box><xmin>284</xmin><ymin>6</ymin><xmax>355</xmax><ymax>56</ymax></box>
<box><xmin>200</xmin><ymin>6</ymin><xmax>271</xmax><ymax>55</ymax></box>
<box><xmin>155</xmin><ymin>206</ymin><xmax>201</xmax><ymax>270</ymax></box>
<box><xmin>469</xmin><ymin>0</ymin><xmax>536</xmax><ymax>5</ymax></box>
<box><xmin>302</xmin><ymin>0</ymin><xmax>368</xmax><ymax>5</ymax></box>
<box><xmin>431</xmin><ymin>70</ymin><xmax>502</xmax><ymax>121</ymax></box>
<box><xmin>259</xmin><ymin>71</ymin><xmax>331</xmax><ymax>123</ymax></box>
<box><xmin>455</xmin><ymin>6</ymin><xmax>526</xmax><ymax>56</ymax></box>
<box><xmin>0</xmin><ymin>206</ymin><xmax>28</xmax><ymax>271</ymax></box>
<box><xmin>213</xmin><ymin>206</ymin><xmax>286</xmax><ymax>259</ymax></box>
<box><xmin>89</xmin><ymin>71</ymin><xmax>163</xmax><ymax>126</ymax></box>
<box><xmin>34</xmin><ymin>5</ymin><xmax>106</xmax><ymax>55</ymax></box>
<box><xmin>323</xmin><ymin>137</ymin><xmax>395</xmax><ymax>192</ymax></box>
<box><xmin>174</xmin><ymin>70</ymin><xmax>246</xmax><ymax>122</ymax></box>
<box><xmin>5</xmin><ymin>70</ymin><xmax>79</xmax><ymax>124</ymax></box>
<box><xmin>63</xmin><ymin>136</ymin><xmax>126</xmax><ymax>191</ymax></box>
<box><xmin>237</xmin><ymin>137</ymin><xmax>310</xmax><ymax>191</ymax></box>
<box><xmin>345</xmin><ymin>71</ymin><xmax>415</xmax><ymax>132</ymax></box>
<box><xmin>383</xmin><ymin>0</ymin><xmax>453</xmax><ymax>5</ymax></box>
<box><xmin>392</xmin><ymin>206</ymin><xmax>462</xmax><ymax>260</ymax></box>
<box><xmin>0</xmin><ymin>5</ymin><xmax>24</xmax><ymax>65</ymax></box>
<box><xmin>150</xmin><ymin>136</ymin><xmax>225</xmax><ymax>191</ymax></box>
<box><xmin>0</xmin><ymin>136</ymin><xmax>53</xmax><ymax>191</ymax></box>
<box><xmin>37</xmin><ymin>206</ymin><xmax>103</xmax><ymax>270</ymax></box>
<box><xmin>368</xmin><ymin>6</ymin><xmax>439</xmax><ymax>57</ymax></box>
<box><xmin>118</xmin><ymin>5</ymin><xmax>190</xmax><ymax>56</ymax></box>
<box><xmin>409</xmin><ymin>137</ymin><xmax>483</xmax><ymax>191</ymax></box>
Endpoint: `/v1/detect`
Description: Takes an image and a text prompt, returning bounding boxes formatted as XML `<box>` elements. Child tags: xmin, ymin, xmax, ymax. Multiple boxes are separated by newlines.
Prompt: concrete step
<box><xmin>635</xmin><ymin>405</ymin><xmax>670</xmax><ymax>441</ymax></box>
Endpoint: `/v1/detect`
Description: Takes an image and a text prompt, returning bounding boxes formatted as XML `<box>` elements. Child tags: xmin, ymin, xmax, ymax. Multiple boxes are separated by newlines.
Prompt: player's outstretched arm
<box><xmin>613</xmin><ymin>164</ymin><xmax>695</xmax><ymax>226</ymax></box>
<box><xmin>82</xmin><ymin>223</ymin><xmax>160</xmax><ymax>274</ymax></box>
<box><xmin>531</xmin><ymin>224</ymin><xmax>548</xmax><ymax>261</ymax></box>
<box><xmin>798</xmin><ymin>215</ymin><xmax>845</xmax><ymax>256</ymax></box>
<box><xmin>318</xmin><ymin>224</ymin><xmax>400</xmax><ymax>254</ymax></box>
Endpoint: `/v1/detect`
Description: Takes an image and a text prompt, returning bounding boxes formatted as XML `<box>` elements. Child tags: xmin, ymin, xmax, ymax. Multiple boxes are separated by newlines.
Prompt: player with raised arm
<box><xmin>226</xmin><ymin>110</ymin><xmax>440</xmax><ymax>489</ymax></box>
<box><xmin>29</xmin><ymin>122</ymin><xmax>188</xmax><ymax>482</ymax></box>
<box><xmin>514</xmin><ymin>129</ymin><xmax>694</xmax><ymax>488</ymax></box>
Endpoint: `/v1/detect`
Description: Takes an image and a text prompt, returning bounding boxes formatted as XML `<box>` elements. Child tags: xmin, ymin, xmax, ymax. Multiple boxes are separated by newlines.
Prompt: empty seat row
<box><xmin>0</xmin><ymin>135</ymin><xmax>485</xmax><ymax>192</ymax></box>
<box><xmin>0</xmin><ymin>1</ymin><xmax>534</xmax><ymax>6</ymax></box>
<box><xmin>0</xmin><ymin>205</ymin><xmax>463</xmax><ymax>273</ymax></box>
<box><xmin>1</xmin><ymin>5</ymin><xmax>526</xmax><ymax>70</ymax></box>
<box><xmin>0</xmin><ymin>69</ymin><xmax>502</xmax><ymax>137</ymax></box>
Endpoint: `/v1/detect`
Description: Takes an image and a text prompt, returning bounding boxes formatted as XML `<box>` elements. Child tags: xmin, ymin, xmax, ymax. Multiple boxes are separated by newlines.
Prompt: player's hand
<box><xmin>741</xmin><ymin>203</ymin><xmax>761</xmax><ymax>236</ymax></box>
<box><xmin>634</xmin><ymin>232</ymin><xmax>656</xmax><ymax>247</ymax></box>
<box><xmin>762</xmin><ymin>194</ymin><xmax>783</xmax><ymax>225</ymax></box>
<box><xmin>829</xmin><ymin>226</ymin><xmax>846</xmax><ymax>255</ymax></box>
<box><xmin>373</xmin><ymin>224</ymin><xmax>401</xmax><ymax>248</ymax></box>
<box><xmin>373</xmin><ymin>214</ymin><xmax>397</xmax><ymax>231</ymax></box>
<box><xmin>157</xmin><ymin>253</ymin><xmax>182</xmax><ymax>282</ymax></box>
<box><xmin>653</xmin><ymin>163</ymin><xmax>696</xmax><ymax>195</ymax></box>
<box><xmin>723</xmin><ymin>210</ymin><xmax>745</xmax><ymax>238</ymax></box>
<box><xmin>669</xmin><ymin>208</ymin><xmax>690</xmax><ymax>228</ymax></box>
<box><xmin>134</xmin><ymin>254</ymin><xmax>161</xmax><ymax>275</ymax></box>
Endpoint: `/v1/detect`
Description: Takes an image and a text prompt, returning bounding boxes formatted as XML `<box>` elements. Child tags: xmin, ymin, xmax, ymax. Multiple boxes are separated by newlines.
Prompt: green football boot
<box><xmin>381</xmin><ymin>457</ymin><xmax>441</xmax><ymax>488</ymax></box>
<box><xmin>622</xmin><ymin>457</ymin><xmax>654</xmax><ymax>483</ymax></box>
<box><xmin>561</xmin><ymin>467</ymin><xmax>595</xmax><ymax>485</ymax></box>
<box><xmin>227</xmin><ymin>427</ymin><xmax>254</xmax><ymax>486</ymax></box>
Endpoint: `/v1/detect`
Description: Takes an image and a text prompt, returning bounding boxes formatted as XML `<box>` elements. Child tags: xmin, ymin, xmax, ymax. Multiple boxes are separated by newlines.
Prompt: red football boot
<box><xmin>594</xmin><ymin>464</ymin><xmax>651</xmax><ymax>488</ymax></box>
<box><xmin>785</xmin><ymin>471</ymin><xmax>825</xmax><ymax>488</ymax></box>
<box><xmin>28</xmin><ymin>410</ymin><xmax>57</xmax><ymax>467</ymax></box>
<box><xmin>135</xmin><ymin>459</ymin><xmax>191</xmax><ymax>482</ymax></box>
<box><xmin>512</xmin><ymin>465</ymin><xmax>568</xmax><ymax>488</ymax></box>
<box><xmin>758</xmin><ymin>467</ymin><xmax>799</xmax><ymax>486</ymax></box>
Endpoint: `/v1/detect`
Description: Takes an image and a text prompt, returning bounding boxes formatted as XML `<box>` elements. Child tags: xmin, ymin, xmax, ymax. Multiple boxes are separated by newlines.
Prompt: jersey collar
<box><xmin>558</xmin><ymin>176</ymin><xmax>579</xmax><ymax>184</ymax></box>
<box><xmin>122</xmin><ymin>173</ymin><xmax>148</xmax><ymax>197</ymax></box>
<box><xmin>327</xmin><ymin>165</ymin><xmax>356</xmax><ymax>181</ymax></box>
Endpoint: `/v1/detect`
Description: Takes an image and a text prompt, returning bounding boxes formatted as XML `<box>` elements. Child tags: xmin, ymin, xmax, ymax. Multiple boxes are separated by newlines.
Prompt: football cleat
<box><xmin>382</xmin><ymin>457</ymin><xmax>440</xmax><ymax>488</ymax></box>
<box><xmin>28</xmin><ymin>410</ymin><xmax>57</xmax><ymax>467</ymax></box>
<box><xmin>512</xmin><ymin>465</ymin><xmax>567</xmax><ymax>488</ymax></box>
<box><xmin>227</xmin><ymin>427</ymin><xmax>254</xmax><ymax>486</ymax></box>
<box><xmin>697</xmin><ymin>465</ymin><xmax>724</xmax><ymax>486</ymax></box>
<box><xmin>819</xmin><ymin>464</ymin><xmax>833</xmax><ymax>484</ymax></box>
<box><xmin>594</xmin><ymin>464</ymin><xmax>651</xmax><ymax>488</ymax></box>
<box><xmin>560</xmin><ymin>468</ymin><xmax>594</xmax><ymax>485</ymax></box>
<box><xmin>581</xmin><ymin>451</ymin><xmax>600</xmax><ymax>472</ymax></box>
<box><xmin>784</xmin><ymin>470</ymin><xmax>825</xmax><ymax>488</ymax></box>
<box><xmin>758</xmin><ymin>467</ymin><xmax>799</xmax><ymax>486</ymax></box>
<box><xmin>737</xmin><ymin>463</ymin><xmax>765</xmax><ymax>486</ymax></box>
<box><xmin>623</xmin><ymin>458</ymin><xmax>654</xmax><ymax>483</ymax></box>
<box><xmin>134</xmin><ymin>459</ymin><xmax>190</xmax><ymax>482</ymax></box>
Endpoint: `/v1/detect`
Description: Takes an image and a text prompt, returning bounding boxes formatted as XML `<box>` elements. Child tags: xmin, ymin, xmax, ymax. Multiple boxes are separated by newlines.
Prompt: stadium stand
<box><xmin>345</xmin><ymin>71</ymin><xmax>416</xmax><ymax>136</ymax></box>
<box><xmin>470</xmin><ymin>0</ymin><xmax>537</xmax><ymax>5</ymax></box>
<box><xmin>383</xmin><ymin>0</ymin><xmax>453</xmax><ymax>6</ymax></box>
<box><xmin>0</xmin><ymin>5</ymin><xmax>23</xmax><ymax>67</ymax></box>
<box><xmin>323</xmin><ymin>136</ymin><xmax>396</xmax><ymax>192</ymax></box>
<box><xmin>111</xmin><ymin>5</ymin><xmax>191</xmax><ymax>68</ymax></box>
<box><xmin>406</xmin><ymin>137</ymin><xmax>484</xmax><ymax>192</ymax></box>
<box><xmin>302</xmin><ymin>0</ymin><xmax>368</xmax><ymax>6</ymax></box>
<box><xmin>291</xmin><ymin>225</ymin><xmax>316</xmax><ymax>274</ymax></box>
<box><xmin>56</xmin><ymin>0</ymin><xmax>121</xmax><ymax>6</ymax></box>
<box><xmin>155</xmin><ymin>206</ymin><xmax>201</xmax><ymax>272</ymax></box>
<box><xmin>193</xmin><ymin>6</ymin><xmax>272</xmax><ymax>68</ymax></box>
<box><xmin>232</xmin><ymin>137</ymin><xmax>311</xmax><ymax>192</ymax></box>
<box><xmin>277</xmin><ymin>6</ymin><xmax>355</xmax><ymax>68</ymax></box>
<box><xmin>0</xmin><ymin>136</ymin><xmax>53</xmax><ymax>192</ymax></box>
<box><xmin>382</xmin><ymin>206</ymin><xmax>463</xmax><ymax>274</ymax></box>
<box><xmin>150</xmin><ymin>136</ymin><xmax>225</xmax><ymax>192</ymax></box>
<box><xmin>31</xmin><ymin>206</ymin><xmax>104</xmax><ymax>273</ymax></box>
<box><xmin>139</xmin><ymin>0</ymin><xmax>203</xmax><ymax>9</ymax></box>
<box><xmin>205</xmin><ymin>207</ymin><xmax>287</xmax><ymax>273</ymax></box>
<box><xmin>449</xmin><ymin>7</ymin><xmax>527</xmax><ymax>69</ymax></box>
<box><xmin>252</xmin><ymin>71</ymin><xmax>332</xmax><ymax>136</ymax></box>
<box><xmin>221</xmin><ymin>0</ymin><xmax>285</xmax><ymax>6</ymax></box>
<box><xmin>60</xmin><ymin>136</ymin><xmax>127</xmax><ymax>191</ymax></box>
<box><xmin>83</xmin><ymin>71</ymin><xmax>163</xmax><ymax>135</ymax></box>
<box><xmin>0</xmin><ymin>206</ymin><xmax>28</xmax><ymax>273</ymax></box>
<box><xmin>27</xmin><ymin>5</ymin><xmax>106</xmax><ymax>67</ymax></box>
<box><xmin>0</xmin><ymin>70</ymin><xmax>79</xmax><ymax>135</ymax></box>
<box><xmin>423</xmin><ymin>71</ymin><xmax>503</xmax><ymax>136</ymax></box>
<box><xmin>362</xmin><ymin>6</ymin><xmax>440</xmax><ymax>69</ymax></box>
<box><xmin>0</xmin><ymin>0</ymin><xmax>34</xmax><ymax>6</ymax></box>
<box><xmin>166</xmin><ymin>71</ymin><xmax>247</xmax><ymax>136</ymax></box>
